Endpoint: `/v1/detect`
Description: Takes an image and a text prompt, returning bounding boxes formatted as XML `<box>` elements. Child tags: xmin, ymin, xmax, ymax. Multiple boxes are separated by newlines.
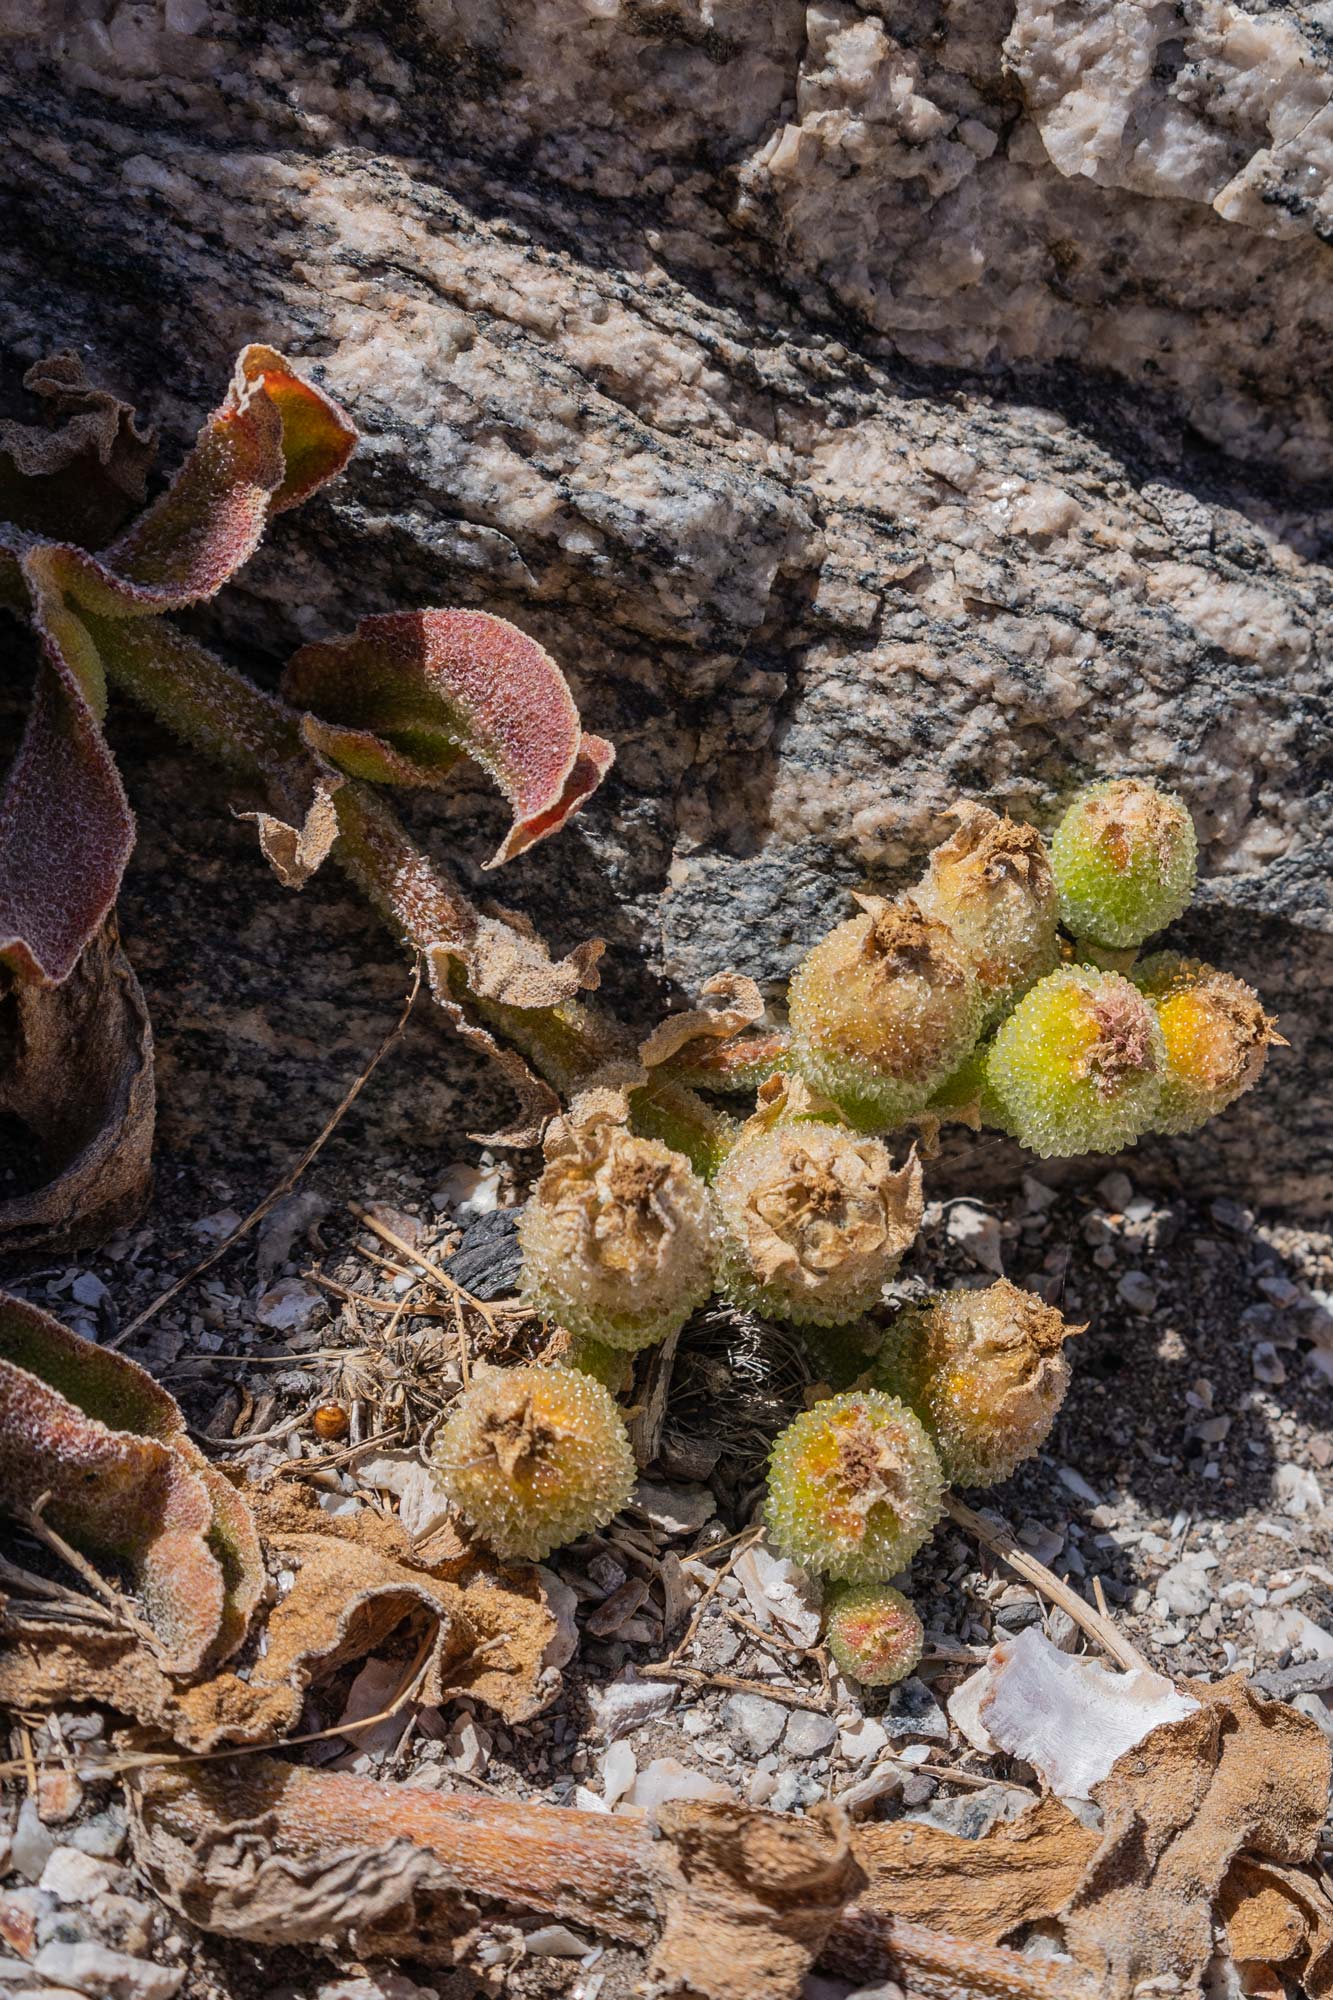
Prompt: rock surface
<box><xmin>0</xmin><ymin>0</ymin><xmax>1329</xmax><ymax>1206</ymax></box>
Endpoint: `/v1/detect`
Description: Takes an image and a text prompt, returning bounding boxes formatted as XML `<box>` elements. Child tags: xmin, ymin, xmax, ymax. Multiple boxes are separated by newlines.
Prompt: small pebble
<box><xmin>783</xmin><ymin>1710</ymin><xmax>837</xmax><ymax>1759</ymax></box>
<box><xmin>1117</xmin><ymin>1270</ymin><xmax>1157</xmax><ymax>1315</ymax></box>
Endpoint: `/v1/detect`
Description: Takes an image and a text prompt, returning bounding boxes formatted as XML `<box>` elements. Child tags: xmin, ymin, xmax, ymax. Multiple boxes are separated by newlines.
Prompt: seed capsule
<box><xmin>824</xmin><ymin>1582</ymin><xmax>924</xmax><ymax>1687</ymax></box>
<box><xmin>434</xmin><ymin>1362</ymin><xmax>635</xmax><ymax>1561</ymax></box>
<box><xmin>788</xmin><ymin>895</ymin><xmax>982</xmax><ymax>1130</ymax></box>
<box><xmin>1050</xmin><ymin>778</ymin><xmax>1197</xmax><ymax>949</ymax></box>
<box><xmin>1134</xmin><ymin>953</ymin><xmax>1280</xmax><ymax>1134</ymax></box>
<box><xmin>913</xmin><ymin>804</ymin><xmax>1060</xmax><ymax>1027</ymax></box>
<box><xmin>985</xmin><ymin>966</ymin><xmax>1164</xmax><ymax>1157</ymax></box>
<box><xmin>519</xmin><ymin>1098</ymin><xmax>714</xmax><ymax>1351</ymax></box>
<box><xmin>713</xmin><ymin>1079</ymin><xmax>923</xmax><ymax>1326</ymax></box>
<box><xmin>876</xmin><ymin>1280</ymin><xmax>1081</xmax><ymax>1487</ymax></box>
<box><xmin>764</xmin><ymin>1388</ymin><xmax>944</xmax><ymax>1582</ymax></box>
<box><xmin>311</xmin><ymin>1403</ymin><xmax>350</xmax><ymax>1442</ymax></box>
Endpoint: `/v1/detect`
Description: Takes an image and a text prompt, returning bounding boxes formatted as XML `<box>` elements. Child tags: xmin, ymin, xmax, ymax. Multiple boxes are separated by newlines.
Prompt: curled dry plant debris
<box><xmin>0</xmin><ymin>915</ymin><xmax>153</xmax><ymax>1253</ymax></box>
<box><xmin>109</xmin><ymin>1641</ymin><xmax>1333</xmax><ymax>1999</ymax></box>
<box><xmin>0</xmin><ymin>1291</ymin><xmax>261</xmax><ymax>1673</ymax></box>
<box><xmin>0</xmin><ymin>344</ymin><xmax>617</xmax><ymax>1205</ymax></box>
<box><xmin>0</xmin><ymin>1480</ymin><xmax>557</xmax><ymax>1749</ymax></box>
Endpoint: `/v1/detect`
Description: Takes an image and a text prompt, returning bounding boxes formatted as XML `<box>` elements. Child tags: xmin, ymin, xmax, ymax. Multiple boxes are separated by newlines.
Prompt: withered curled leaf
<box><xmin>0</xmin><ymin>1291</ymin><xmax>262</xmax><ymax>1674</ymax></box>
<box><xmin>128</xmin><ymin>1805</ymin><xmax>476</xmax><ymax>1965</ymax></box>
<box><xmin>0</xmin><ymin>918</ymin><xmax>154</xmax><ymax>1254</ymax></box>
<box><xmin>0</xmin><ymin>1481</ymin><xmax>556</xmax><ymax>1750</ymax></box>
<box><xmin>0</xmin><ymin>350</ymin><xmax>155</xmax><ymax>546</ymax></box>
<box><xmin>284</xmin><ymin>608</ymin><xmax>615</xmax><ymax>866</ymax></box>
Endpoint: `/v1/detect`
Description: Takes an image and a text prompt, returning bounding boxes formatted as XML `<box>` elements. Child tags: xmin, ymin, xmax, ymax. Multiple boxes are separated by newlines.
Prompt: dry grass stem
<box><xmin>111</xmin><ymin>964</ymin><xmax>421</xmax><ymax>1350</ymax></box>
<box><xmin>945</xmin><ymin>1493</ymin><xmax>1148</xmax><ymax>1672</ymax></box>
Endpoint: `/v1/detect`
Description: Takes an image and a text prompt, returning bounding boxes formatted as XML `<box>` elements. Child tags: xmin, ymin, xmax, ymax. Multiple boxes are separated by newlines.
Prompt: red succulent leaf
<box><xmin>0</xmin><ymin>1292</ymin><xmax>263</xmax><ymax>1673</ymax></box>
<box><xmin>284</xmin><ymin>609</ymin><xmax>615</xmax><ymax>866</ymax></box>
<box><xmin>0</xmin><ymin>550</ymin><xmax>134</xmax><ymax>985</ymax></box>
<box><xmin>100</xmin><ymin>345</ymin><xmax>356</xmax><ymax>609</ymax></box>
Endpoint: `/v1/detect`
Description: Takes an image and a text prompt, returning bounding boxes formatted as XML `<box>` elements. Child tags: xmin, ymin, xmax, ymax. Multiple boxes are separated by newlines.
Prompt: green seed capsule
<box><xmin>913</xmin><ymin>804</ymin><xmax>1060</xmax><ymax>1028</ymax></box>
<box><xmin>985</xmin><ymin>966</ymin><xmax>1164</xmax><ymax>1157</ymax></box>
<box><xmin>435</xmin><ymin>1363</ymin><xmax>636</xmax><ymax>1561</ymax></box>
<box><xmin>1134</xmin><ymin>953</ymin><xmax>1280</xmax><ymax>1135</ymax></box>
<box><xmin>789</xmin><ymin>896</ymin><xmax>982</xmax><ymax>1130</ymax></box>
<box><xmin>1050</xmin><ymin>778</ymin><xmax>1197</xmax><ymax>949</ymax></box>
<box><xmin>876</xmin><ymin>1280</ymin><xmax>1081</xmax><ymax>1487</ymax></box>
<box><xmin>520</xmin><ymin>1103</ymin><xmax>714</xmax><ymax>1351</ymax></box>
<box><xmin>764</xmin><ymin>1388</ymin><xmax>944</xmax><ymax>1583</ymax></box>
<box><xmin>824</xmin><ymin>1582</ymin><xmax>924</xmax><ymax>1687</ymax></box>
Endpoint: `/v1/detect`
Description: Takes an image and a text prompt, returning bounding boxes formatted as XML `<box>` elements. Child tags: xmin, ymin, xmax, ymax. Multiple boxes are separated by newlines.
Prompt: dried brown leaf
<box><xmin>1061</xmin><ymin>1676</ymin><xmax>1332</xmax><ymax>1993</ymax></box>
<box><xmin>0</xmin><ymin>1292</ymin><xmax>261</xmax><ymax>1673</ymax></box>
<box><xmin>0</xmin><ymin>919</ymin><xmax>154</xmax><ymax>1253</ymax></box>
<box><xmin>639</xmin><ymin>973</ymin><xmax>766</xmax><ymax>1071</ymax></box>
<box><xmin>1219</xmin><ymin>1855</ymin><xmax>1333</xmax><ymax>1996</ymax></box>
<box><xmin>0</xmin><ymin>1482</ymin><xmax>555</xmax><ymax>1748</ymax></box>
<box><xmin>0</xmin><ymin>352</ymin><xmax>155</xmax><ymax>545</ymax></box>
<box><xmin>647</xmin><ymin>1801</ymin><xmax>865</xmax><ymax>2000</ymax></box>
<box><xmin>853</xmin><ymin>1793</ymin><xmax>1097</xmax><ymax>1946</ymax></box>
<box><xmin>239</xmin><ymin>768</ymin><xmax>343</xmax><ymax>890</ymax></box>
<box><xmin>129</xmin><ymin>1800</ymin><xmax>476</xmax><ymax>1962</ymax></box>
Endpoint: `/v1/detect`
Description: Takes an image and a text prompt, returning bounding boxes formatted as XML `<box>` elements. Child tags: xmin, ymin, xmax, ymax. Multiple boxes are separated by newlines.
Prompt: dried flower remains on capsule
<box><xmin>913</xmin><ymin>802</ymin><xmax>1060</xmax><ymax>1027</ymax></box>
<box><xmin>788</xmin><ymin>895</ymin><xmax>982</xmax><ymax>1130</ymax></box>
<box><xmin>434</xmin><ymin>1362</ymin><xmax>635</xmax><ymax>1561</ymax></box>
<box><xmin>519</xmin><ymin>1091</ymin><xmax>714</xmax><ymax>1351</ymax></box>
<box><xmin>876</xmin><ymin>1279</ymin><xmax>1082</xmax><ymax>1487</ymax></box>
<box><xmin>764</xmin><ymin>1388</ymin><xmax>944</xmax><ymax>1582</ymax></box>
<box><xmin>712</xmin><ymin>1077</ymin><xmax>923</xmax><ymax>1325</ymax></box>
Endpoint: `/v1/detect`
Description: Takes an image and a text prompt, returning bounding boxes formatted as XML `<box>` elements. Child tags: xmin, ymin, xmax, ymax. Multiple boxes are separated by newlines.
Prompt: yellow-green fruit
<box><xmin>520</xmin><ymin>1110</ymin><xmax>714</xmax><ymax>1351</ymax></box>
<box><xmin>927</xmin><ymin>1042</ymin><xmax>1005</xmax><ymax>1129</ymax></box>
<box><xmin>914</xmin><ymin>805</ymin><xmax>1060</xmax><ymax>1028</ymax></box>
<box><xmin>764</xmin><ymin>1389</ymin><xmax>944</xmax><ymax>1582</ymax></box>
<box><xmin>1134</xmin><ymin>953</ymin><xmax>1279</xmax><ymax>1135</ymax></box>
<box><xmin>875</xmin><ymin>1280</ymin><xmax>1081</xmax><ymax>1487</ymax></box>
<box><xmin>435</xmin><ymin>1363</ymin><xmax>635</xmax><ymax>1560</ymax></box>
<box><xmin>824</xmin><ymin>1582</ymin><xmax>924</xmax><ymax>1687</ymax></box>
<box><xmin>713</xmin><ymin>1108</ymin><xmax>923</xmax><ymax>1327</ymax></box>
<box><xmin>1050</xmin><ymin>778</ymin><xmax>1197</xmax><ymax>949</ymax></box>
<box><xmin>985</xmin><ymin>966</ymin><xmax>1164</xmax><ymax>1157</ymax></box>
<box><xmin>789</xmin><ymin>896</ymin><xmax>982</xmax><ymax>1129</ymax></box>
<box><xmin>560</xmin><ymin>1333</ymin><xmax>635</xmax><ymax>1397</ymax></box>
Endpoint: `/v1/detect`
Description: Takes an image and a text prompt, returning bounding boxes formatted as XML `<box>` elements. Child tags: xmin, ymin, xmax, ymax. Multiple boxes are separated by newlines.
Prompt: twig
<box><xmin>347</xmin><ymin>1201</ymin><xmax>520</xmax><ymax>1346</ymax></box>
<box><xmin>15</xmin><ymin>1498</ymin><xmax>160</xmax><ymax>1655</ymax></box>
<box><xmin>664</xmin><ymin>1524</ymin><xmax>763</xmax><ymax>1666</ymax></box>
<box><xmin>639</xmin><ymin>1662</ymin><xmax>830</xmax><ymax>1712</ymax></box>
<box><xmin>111</xmin><ymin>964</ymin><xmax>421</xmax><ymax>1350</ymax></box>
<box><xmin>201</xmin><ymin>1405</ymin><xmax>319</xmax><ymax>1452</ymax></box>
<box><xmin>945</xmin><ymin>1494</ymin><xmax>1148</xmax><ymax>1673</ymax></box>
<box><xmin>307</xmin><ymin>1271</ymin><xmax>454</xmax><ymax>1319</ymax></box>
<box><xmin>0</xmin><ymin>1552</ymin><xmax>125</xmax><ymax>1626</ymax></box>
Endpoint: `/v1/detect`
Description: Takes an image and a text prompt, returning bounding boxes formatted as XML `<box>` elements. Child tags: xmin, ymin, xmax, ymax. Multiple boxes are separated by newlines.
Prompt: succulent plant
<box><xmin>788</xmin><ymin>895</ymin><xmax>982</xmax><ymax>1130</ymax></box>
<box><xmin>984</xmin><ymin>966</ymin><xmax>1165</xmax><ymax>1157</ymax></box>
<box><xmin>520</xmin><ymin>1097</ymin><xmax>714</xmax><ymax>1351</ymax></box>
<box><xmin>434</xmin><ymin>1362</ymin><xmax>636</xmax><ymax>1561</ymax></box>
<box><xmin>875</xmin><ymin>1279</ymin><xmax>1081</xmax><ymax>1487</ymax></box>
<box><xmin>823</xmin><ymin>1581</ymin><xmax>924</xmax><ymax>1687</ymax></box>
<box><xmin>764</xmin><ymin>1388</ymin><xmax>944</xmax><ymax>1582</ymax></box>
<box><xmin>1133</xmin><ymin>952</ymin><xmax>1281</xmax><ymax>1136</ymax></box>
<box><xmin>913</xmin><ymin>804</ymin><xmax>1060</xmax><ymax>1027</ymax></box>
<box><xmin>558</xmin><ymin>1331</ymin><xmax>636</xmax><ymax>1396</ymax></box>
<box><xmin>1050</xmin><ymin>778</ymin><xmax>1197</xmax><ymax>950</ymax></box>
<box><xmin>712</xmin><ymin>1078</ymin><xmax>923</xmax><ymax>1326</ymax></box>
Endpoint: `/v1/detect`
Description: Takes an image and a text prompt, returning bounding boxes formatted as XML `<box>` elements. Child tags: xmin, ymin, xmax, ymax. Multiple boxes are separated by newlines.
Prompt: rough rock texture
<box><xmin>0</xmin><ymin>0</ymin><xmax>1329</xmax><ymax>1208</ymax></box>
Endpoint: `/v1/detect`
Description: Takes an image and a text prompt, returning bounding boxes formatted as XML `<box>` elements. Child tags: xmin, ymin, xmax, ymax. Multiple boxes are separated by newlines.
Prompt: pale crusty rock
<box><xmin>0</xmin><ymin>1</ymin><xmax>1328</xmax><ymax>1208</ymax></box>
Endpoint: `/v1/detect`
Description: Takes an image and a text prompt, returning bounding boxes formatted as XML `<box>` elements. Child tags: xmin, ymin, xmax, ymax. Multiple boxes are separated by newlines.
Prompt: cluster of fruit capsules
<box><xmin>787</xmin><ymin>780</ymin><xmax>1276</xmax><ymax>1160</ymax></box>
<box><xmin>436</xmin><ymin>776</ymin><xmax>1277</xmax><ymax>1576</ymax></box>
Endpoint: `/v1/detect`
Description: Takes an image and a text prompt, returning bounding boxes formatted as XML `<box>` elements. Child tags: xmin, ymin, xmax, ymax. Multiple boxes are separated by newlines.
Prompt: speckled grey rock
<box><xmin>0</xmin><ymin>1</ymin><xmax>1328</xmax><ymax>1208</ymax></box>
